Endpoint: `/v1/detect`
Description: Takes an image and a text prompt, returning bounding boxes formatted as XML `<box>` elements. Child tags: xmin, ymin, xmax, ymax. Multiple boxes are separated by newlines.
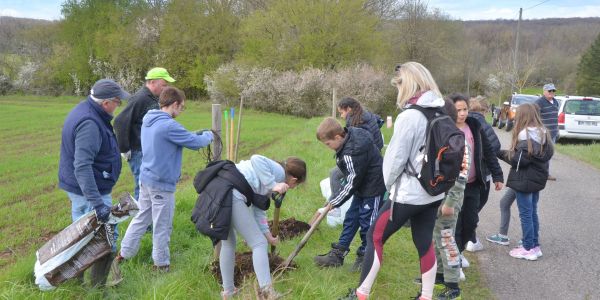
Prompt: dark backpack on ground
<box><xmin>406</xmin><ymin>106</ymin><xmax>465</xmax><ymax>196</ymax></box>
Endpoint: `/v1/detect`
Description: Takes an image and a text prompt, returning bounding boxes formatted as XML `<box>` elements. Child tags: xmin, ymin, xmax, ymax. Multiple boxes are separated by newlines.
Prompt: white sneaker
<box><xmin>465</xmin><ymin>238</ymin><xmax>484</xmax><ymax>252</ymax></box>
<box><xmin>460</xmin><ymin>254</ymin><xmax>470</xmax><ymax>268</ymax></box>
<box><xmin>459</xmin><ymin>268</ymin><xmax>466</xmax><ymax>281</ymax></box>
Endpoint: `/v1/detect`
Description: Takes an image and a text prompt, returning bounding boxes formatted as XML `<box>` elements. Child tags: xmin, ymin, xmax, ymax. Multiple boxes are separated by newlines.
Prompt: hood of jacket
<box><xmin>516</xmin><ymin>137</ymin><xmax>553</xmax><ymax>162</ymax></box>
<box><xmin>408</xmin><ymin>90</ymin><xmax>445</xmax><ymax>108</ymax></box>
<box><xmin>143</xmin><ymin>109</ymin><xmax>171</xmax><ymax>127</ymax></box>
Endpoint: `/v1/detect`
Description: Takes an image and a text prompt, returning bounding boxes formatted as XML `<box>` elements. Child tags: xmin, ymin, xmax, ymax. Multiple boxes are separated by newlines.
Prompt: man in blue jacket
<box><xmin>58</xmin><ymin>78</ymin><xmax>129</xmax><ymax>286</ymax></box>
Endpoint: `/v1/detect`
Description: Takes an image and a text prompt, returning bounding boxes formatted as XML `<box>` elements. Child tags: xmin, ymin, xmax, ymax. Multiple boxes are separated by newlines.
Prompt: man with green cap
<box><xmin>114</xmin><ymin>67</ymin><xmax>175</xmax><ymax>201</ymax></box>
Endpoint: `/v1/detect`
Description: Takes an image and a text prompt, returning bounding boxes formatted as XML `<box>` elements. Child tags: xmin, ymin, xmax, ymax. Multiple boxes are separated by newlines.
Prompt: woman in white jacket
<box><xmin>343</xmin><ymin>62</ymin><xmax>446</xmax><ymax>300</ymax></box>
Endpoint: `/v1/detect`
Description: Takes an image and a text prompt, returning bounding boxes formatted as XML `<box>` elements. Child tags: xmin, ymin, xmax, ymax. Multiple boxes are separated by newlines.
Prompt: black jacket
<box><xmin>113</xmin><ymin>86</ymin><xmax>159</xmax><ymax>153</ymax></box>
<box><xmin>346</xmin><ymin>110</ymin><xmax>384</xmax><ymax>151</ymax></box>
<box><xmin>329</xmin><ymin>127</ymin><xmax>386</xmax><ymax>208</ymax></box>
<box><xmin>465</xmin><ymin>117</ymin><xmax>504</xmax><ymax>186</ymax></box>
<box><xmin>500</xmin><ymin>137</ymin><xmax>554</xmax><ymax>193</ymax></box>
<box><xmin>191</xmin><ymin>160</ymin><xmax>269</xmax><ymax>244</ymax></box>
<box><xmin>468</xmin><ymin>112</ymin><xmax>501</xmax><ymax>180</ymax></box>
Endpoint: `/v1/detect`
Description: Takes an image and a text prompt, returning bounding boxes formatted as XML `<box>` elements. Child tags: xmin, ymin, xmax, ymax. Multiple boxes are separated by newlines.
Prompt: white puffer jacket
<box><xmin>383</xmin><ymin>91</ymin><xmax>446</xmax><ymax>205</ymax></box>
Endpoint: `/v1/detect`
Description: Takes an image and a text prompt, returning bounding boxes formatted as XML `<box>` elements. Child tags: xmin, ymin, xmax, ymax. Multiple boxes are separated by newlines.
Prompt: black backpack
<box><xmin>406</xmin><ymin>106</ymin><xmax>465</xmax><ymax>196</ymax></box>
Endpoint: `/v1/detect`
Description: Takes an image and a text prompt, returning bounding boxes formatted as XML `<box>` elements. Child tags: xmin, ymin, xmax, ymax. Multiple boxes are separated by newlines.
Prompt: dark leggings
<box><xmin>455</xmin><ymin>182</ymin><xmax>482</xmax><ymax>252</ymax></box>
<box><xmin>357</xmin><ymin>199</ymin><xmax>441</xmax><ymax>297</ymax></box>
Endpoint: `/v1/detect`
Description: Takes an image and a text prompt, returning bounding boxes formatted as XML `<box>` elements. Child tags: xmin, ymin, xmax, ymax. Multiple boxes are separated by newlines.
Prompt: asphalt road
<box><xmin>473</xmin><ymin>127</ymin><xmax>600</xmax><ymax>299</ymax></box>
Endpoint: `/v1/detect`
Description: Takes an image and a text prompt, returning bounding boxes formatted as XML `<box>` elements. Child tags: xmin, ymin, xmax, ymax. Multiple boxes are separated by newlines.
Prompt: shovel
<box><xmin>270</xmin><ymin>192</ymin><xmax>285</xmax><ymax>254</ymax></box>
<box><xmin>279</xmin><ymin>203</ymin><xmax>333</xmax><ymax>270</ymax></box>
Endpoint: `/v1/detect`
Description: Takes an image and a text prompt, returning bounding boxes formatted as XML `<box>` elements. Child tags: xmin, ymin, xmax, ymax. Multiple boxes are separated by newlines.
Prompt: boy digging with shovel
<box><xmin>314</xmin><ymin>118</ymin><xmax>386</xmax><ymax>271</ymax></box>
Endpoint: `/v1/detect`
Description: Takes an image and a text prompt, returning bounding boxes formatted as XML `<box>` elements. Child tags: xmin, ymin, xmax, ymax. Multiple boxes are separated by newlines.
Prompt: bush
<box><xmin>0</xmin><ymin>74</ymin><xmax>12</xmax><ymax>95</ymax></box>
<box><xmin>205</xmin><ymin>64</ymin><xmax>396</xmax><ymax>118</ymax></box>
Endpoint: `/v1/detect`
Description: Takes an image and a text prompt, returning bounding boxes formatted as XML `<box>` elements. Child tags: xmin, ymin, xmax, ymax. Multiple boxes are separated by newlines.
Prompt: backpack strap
<box><xmin>404</xmin><ymin>105</ymin><xmax>441</xmax><ymax>177</ymax></box>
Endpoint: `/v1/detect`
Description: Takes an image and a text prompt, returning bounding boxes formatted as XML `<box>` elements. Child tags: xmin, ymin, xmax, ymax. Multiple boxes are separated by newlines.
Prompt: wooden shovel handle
<box><xmin>280</xmin><ymin>203</ymin><xmax>333</xmax><ymax>269</ymax></box>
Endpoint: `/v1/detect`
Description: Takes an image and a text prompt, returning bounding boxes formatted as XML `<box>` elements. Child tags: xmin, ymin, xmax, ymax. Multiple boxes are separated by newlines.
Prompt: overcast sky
<box><xmin>1</xmin><ymin>0</ymin><xmax>599</xmax><ymax>21</ymax></box>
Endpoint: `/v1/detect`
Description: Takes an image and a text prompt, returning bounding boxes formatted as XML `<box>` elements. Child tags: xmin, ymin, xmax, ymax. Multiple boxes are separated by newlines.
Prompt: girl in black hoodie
<box><xmin>499</xmin><ymin>103</ymin><xmax>554</xmax><ymax>261</ymax></box>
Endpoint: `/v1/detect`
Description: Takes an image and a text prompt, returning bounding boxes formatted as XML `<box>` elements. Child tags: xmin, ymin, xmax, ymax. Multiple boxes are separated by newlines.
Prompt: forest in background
<box><xmin>1</xmin><ymin>0</ymin><xmax>599</xmax><ymax>116</ymax></box>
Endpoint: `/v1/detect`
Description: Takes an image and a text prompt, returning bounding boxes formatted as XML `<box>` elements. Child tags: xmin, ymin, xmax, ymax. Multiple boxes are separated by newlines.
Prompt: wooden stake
<box><xmin>224</xmin><ymin>110</ymin><xmax>229</xmax><ymax>160</ymax></box>
<box><xmin>230</xmin><ymin>107</ymin><xmax>235</xmax><ymax>161</ymax></box>
<box><xmin>332</xmin><ymin>88</ymin><xmax>337</xmax><ymax>118</ymax></box>
<box><xmin>234</xmin><ymin>97</ymin><xmax>244</xmax><ymax>162</ymax></box>
<box><xmin>211</xmin><ymin>104</ymin><xmax>222</xmax><ymax>161</ymax></box>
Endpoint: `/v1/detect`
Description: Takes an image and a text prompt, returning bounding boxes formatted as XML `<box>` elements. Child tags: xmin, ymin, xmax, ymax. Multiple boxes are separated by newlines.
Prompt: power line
<box><xmin>524</xmin><ymin>0</ymin><xmax>551</xmax><ymax>11</ymax></box>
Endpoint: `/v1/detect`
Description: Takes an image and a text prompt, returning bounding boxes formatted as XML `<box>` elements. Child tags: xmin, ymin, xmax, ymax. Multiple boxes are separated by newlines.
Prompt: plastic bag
<box><xmin>34</xmin><ymin>193</ymin><xmax>138</xmax><ymax>291</ymax></box>
<box><xmin>319</xmin><ymin>178</ymin><xmax>352</xmax><ymax>227</ymax></box>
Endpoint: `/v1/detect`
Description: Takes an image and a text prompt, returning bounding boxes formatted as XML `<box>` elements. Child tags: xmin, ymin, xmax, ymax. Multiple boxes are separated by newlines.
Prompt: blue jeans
<box><xmin>128</xmin><ymin>150</ymin><xmax>143</xmax><ymax>200</ymax></box>
<box><xmin>67</xmin><ymin>192</ymin><xmax>118</xmax><ymax>252</ymax></box>
<box><xmin>338</xmin><ymin>194</ymin><xmax>383</xmax><ymax>255</ymax></box>
<box><xmin>515</xmin><ymin>191</ymin><xmax>540</xmax><ymax>250</ymax></box>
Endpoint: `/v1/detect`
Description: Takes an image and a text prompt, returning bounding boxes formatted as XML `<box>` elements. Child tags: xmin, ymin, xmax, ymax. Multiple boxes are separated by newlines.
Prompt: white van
<box><xmin>556</xmin><ymin>96</ymin><xmax>600</xmax><ymax>141</ymax></box>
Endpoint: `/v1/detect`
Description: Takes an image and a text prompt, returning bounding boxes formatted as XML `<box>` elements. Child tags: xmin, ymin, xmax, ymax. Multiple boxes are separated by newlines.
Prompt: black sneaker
<box><xmin>437</xmin><ymin>287</ymin><xmax>461</xmax><ymax>300</ymax></box>
<box><xmin>314</xmin><ymin>243</ymin><xmax>348</xmax><ymax>267</ymax></box>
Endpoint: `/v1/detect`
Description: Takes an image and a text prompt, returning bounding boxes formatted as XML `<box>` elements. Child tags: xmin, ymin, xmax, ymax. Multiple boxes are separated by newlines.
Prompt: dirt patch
<box><xmin>268</xmin><ymin>217</ymin><xmax>310</xmax><ymax>240</ymax></box>
<box><xmin>0</xmin><ymin>229</ymin><xmax>59</xmax><ymax>271</ymax></box>
<box><xmin>210</xmin><ymin>252</ymin><xmax>296</xmax><ymax>287</ymax></box>
<box><xmin>0</xmin><ymin>249</ymin><xmax>14</xmax><ymax>260</ymax></box>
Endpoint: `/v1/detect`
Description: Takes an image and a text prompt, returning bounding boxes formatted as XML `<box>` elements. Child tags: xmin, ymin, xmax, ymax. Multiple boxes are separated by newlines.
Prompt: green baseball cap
<box><xmin>145</xmin><ymin>67</ymin><xmax>175</xmax><ymax>83</ymax></box>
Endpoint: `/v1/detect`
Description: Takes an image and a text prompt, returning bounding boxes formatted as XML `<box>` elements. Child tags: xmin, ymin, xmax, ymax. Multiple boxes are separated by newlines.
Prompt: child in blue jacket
<box><xmin>118</xmin><ymin>87</ymin><xmax>213</xmax><ymax>271</ymax></box>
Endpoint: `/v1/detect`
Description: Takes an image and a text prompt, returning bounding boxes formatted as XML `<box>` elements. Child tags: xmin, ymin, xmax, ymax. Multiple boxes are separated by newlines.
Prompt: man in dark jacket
<box><xmin>113</xmin><ymin>67</ymin><xmax>175</xmax><ymax>200</ymax></box>
<box><xmin>58</xmin><ymin>78</ymin><xmax>129</xmax><ymax>286</ymax></box>
<box><xmin>534</xmin><ymin>83</ymin><xmax>559</xmax><ymax>181</ymax></box>
<box><xmin>314</xmin><ymin>117</ymin><xmax>386</xmax><ymax>271</ymax></box>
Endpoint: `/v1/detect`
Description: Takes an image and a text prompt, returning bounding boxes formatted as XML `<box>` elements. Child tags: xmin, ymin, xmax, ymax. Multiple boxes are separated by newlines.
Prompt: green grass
<box><xmin>519</xmin><ymin>87</ymin><xmax>542</xmax><ymax>95</ymax></box>
<box><xmin>555</xmin><ymin>140</ymin><xmax>600</xmax><ymax>169</ymax></box>
<box><xmin>0</xmin><ymin>95</ymin><xmax>492</xmax><ymax>299</ymax></box>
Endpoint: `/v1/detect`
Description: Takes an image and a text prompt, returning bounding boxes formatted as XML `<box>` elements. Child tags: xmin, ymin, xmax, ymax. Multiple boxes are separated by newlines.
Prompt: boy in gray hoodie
<box><xmin>118</xmin><ymin>87</ymin><xmax>213</xmax><ymax>271</ymax></box>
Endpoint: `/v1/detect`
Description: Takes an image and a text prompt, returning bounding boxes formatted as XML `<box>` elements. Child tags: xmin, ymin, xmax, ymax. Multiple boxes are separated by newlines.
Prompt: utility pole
<box><xmin>514</xmin><ymin>7</ymin><xmax>522</xmax><ymax>93</ymax></box>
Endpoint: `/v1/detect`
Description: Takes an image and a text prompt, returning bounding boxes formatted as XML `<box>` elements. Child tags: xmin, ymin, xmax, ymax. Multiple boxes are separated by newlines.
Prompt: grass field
<box><xmin>0</xmin><ymin>95</ymin><xmax>494</xmax><ymax>299</ymax></box>
<box><xmin>555</xmin><ymin>139</ymin><xmax>600</xmax><ymax>169</ymax></box>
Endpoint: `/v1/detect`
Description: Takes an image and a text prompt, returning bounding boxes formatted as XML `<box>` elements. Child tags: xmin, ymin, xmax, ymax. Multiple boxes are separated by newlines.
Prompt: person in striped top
<box><xmin>534</xmin><ymin>83</ymin><xmax>559</xmax><ymax>181</ymax></box>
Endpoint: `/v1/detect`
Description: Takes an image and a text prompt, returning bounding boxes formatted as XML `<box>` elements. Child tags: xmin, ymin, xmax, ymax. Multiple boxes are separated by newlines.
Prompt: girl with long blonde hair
<box><xmin>342</xmin><ymin>62</ymin><xmax>446</xmax><ymax>300</ymax></box>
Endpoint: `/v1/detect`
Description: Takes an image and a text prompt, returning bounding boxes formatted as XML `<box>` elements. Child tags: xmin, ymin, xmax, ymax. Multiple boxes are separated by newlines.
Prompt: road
<box><xmin>474</xmin><ymin>128</ymin><xmax>600</xmax><ymax>300</ymax></box>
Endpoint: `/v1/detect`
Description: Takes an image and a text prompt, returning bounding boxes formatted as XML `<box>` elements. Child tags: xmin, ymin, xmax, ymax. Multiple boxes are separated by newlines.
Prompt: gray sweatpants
<box><xmin>498</xmin><ymin>187</ymin><xmax>517</xmax><ymax>235</ymax></box>
<box><xmin>220</xmin><ymin>195</ymin><xmax>271</xmax><ymax>293</ymax></box>
<box><xmin>120</xmin><ymin>183</ymin><xmax>175</xmax><ymax>267</ymax></box>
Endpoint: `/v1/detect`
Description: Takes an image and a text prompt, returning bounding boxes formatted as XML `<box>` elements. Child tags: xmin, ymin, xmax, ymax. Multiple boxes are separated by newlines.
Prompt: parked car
<box><xmin>492</xmin><ymin>94</ymin><xmax>538</xmax><ymax>131</ymax></box>
<box><xmin>556</xmin><ymin>95</ymin><xmax>600</xmax><ymax>141</ymax></box>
